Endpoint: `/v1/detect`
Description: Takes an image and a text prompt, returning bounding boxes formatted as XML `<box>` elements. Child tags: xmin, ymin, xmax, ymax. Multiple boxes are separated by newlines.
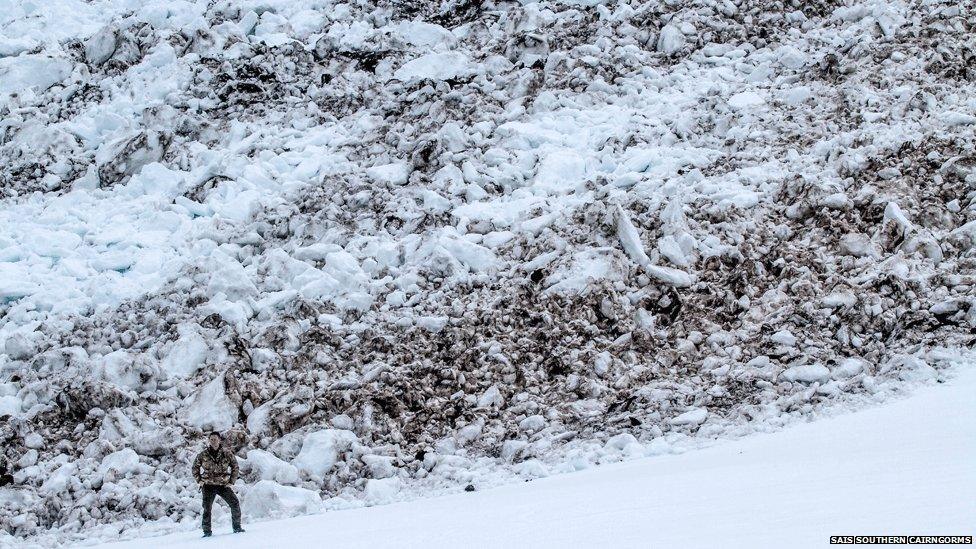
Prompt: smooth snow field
<box><xmin>89</xmin><ymin>367</ymin><xmax>976</xmax><ymax>549</ymax></box>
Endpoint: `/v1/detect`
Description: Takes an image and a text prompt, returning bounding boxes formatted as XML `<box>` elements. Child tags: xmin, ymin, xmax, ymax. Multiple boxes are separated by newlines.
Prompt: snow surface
<box><xmin>84</xmin><ymin>365</ymin><xmax>976</xmax><ymax>549</ymax></box>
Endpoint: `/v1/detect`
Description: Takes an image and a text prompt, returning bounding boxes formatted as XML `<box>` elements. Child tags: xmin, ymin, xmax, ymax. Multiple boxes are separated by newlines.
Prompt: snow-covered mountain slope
<box><xmin>83</xmin><ymin>362</ymin><xmax>976</xmax><ymax>549</ymax></box>
<box><xmin>1</xmin><ymin>0</ymin><xmax>974</xmax><ymax>544</ymax></box>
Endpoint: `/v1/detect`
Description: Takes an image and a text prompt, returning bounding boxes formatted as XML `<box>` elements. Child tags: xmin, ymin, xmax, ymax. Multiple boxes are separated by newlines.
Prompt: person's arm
<box><xmin>228</xmin><ymin>450</ymin><xmax>239</xmax><ymax>485</ymax></box>
<box><xmin>192</xmin><ymin>452</ymin><xmax>203</xmax><ymax>484</ymax></box>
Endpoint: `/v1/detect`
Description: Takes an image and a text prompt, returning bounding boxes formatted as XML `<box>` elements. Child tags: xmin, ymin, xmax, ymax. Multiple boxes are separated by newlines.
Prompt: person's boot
<box><xmin>202</xmin><ymin>532</ymin><xmax>212</xmax><ymax>538</ymax></box>
<box><xmin>233</xmin><ymin>527</ymin><xmax>245</xmax><ymax>533</ymax></box>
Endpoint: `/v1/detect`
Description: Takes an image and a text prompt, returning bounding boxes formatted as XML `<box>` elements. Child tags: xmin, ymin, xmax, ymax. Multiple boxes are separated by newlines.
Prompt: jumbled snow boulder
<box><xmin>98</xmin><ymin>448</ymin><xmax>151</xmax><ymax>482</ymax></box>
<box><xmin>291</xmin><ymin>429</ymin><xmax>358</xmax><ymax>479</ymax></box>
<box><xmin>245</xmin><ymin>450</ymin><xmax>300</xmax><ymax>485</ymax></box>
<box><xmin>780</xmin><ymin>365</ymin><xmax>831</xmax><ymax>384</ymax></box>
<box><xmin>243</xmin><ymin>480</ymin><xmax>322</xmax><ymax>519</ymax></box>
<box><xmin>364</xmin><ymin>477</ymin><xmax>402</xmax><ymax>504</ymax></box>
<box><xmin>669</xmin><ymin>408</ymin><xmax>708</xmax><ymax>427</ymax></box>
<box><xmin>184</xmin><ymin>374</ymin><xmax>238</xmax><ymax>433</ymax></box>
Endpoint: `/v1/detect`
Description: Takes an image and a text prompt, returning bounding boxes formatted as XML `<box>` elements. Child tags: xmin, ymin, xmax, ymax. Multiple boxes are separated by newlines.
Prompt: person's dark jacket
<box><xmin>192</xmin><ymin>446</ymin><xmax>239</xmax><ymax>486</ymax></box>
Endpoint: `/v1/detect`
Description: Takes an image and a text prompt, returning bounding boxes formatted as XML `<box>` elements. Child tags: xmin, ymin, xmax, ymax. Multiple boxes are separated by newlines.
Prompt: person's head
<box><xmin>208</xmin><ymin>432</ymin><xmax>222</xmax><ymax>450</ymax></box>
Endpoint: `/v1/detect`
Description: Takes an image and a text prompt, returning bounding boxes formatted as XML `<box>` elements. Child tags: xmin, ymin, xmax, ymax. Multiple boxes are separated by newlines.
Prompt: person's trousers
<box><xmin>201</xmin><ymin>484</ymin><xmax>242</xmax><ymax>534</ymax></box>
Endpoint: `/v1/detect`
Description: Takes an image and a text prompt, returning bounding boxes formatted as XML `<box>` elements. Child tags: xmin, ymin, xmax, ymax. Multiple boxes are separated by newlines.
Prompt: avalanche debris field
<box><xmin>0</xmin><ymin>0</ymin><xmax>973</xmax><ymax>545</ymax></box>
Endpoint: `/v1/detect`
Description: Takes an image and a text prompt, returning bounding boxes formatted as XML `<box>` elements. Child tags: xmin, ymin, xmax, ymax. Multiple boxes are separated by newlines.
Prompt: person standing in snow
<box><xmin>192</xmin><ymin>432</ymin><xmax>244</xmax><ymax>537</ymax></box>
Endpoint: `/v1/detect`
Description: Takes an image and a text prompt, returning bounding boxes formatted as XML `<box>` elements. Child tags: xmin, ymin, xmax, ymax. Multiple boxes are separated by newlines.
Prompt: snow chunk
<box><xmin>84</xmin><ymin>27</ymin><xmax>117</xmax><ymax>65</ymax></box>
<box><xmin>0</xmin><ymin>37</ymin><xmax>37</xmax><ymax>57</ymax></box>
<box><xmin>516</xmin><ymin>459</ymin><xmax>549</xmax><ymax>479</ymax></box>
<box><xmin>616</xmin><ymin>206</ymin><xmax>692</xmax><ymax>286</ymax></box>
<box><xmin>616</xmin><ymin>206</ymin><xmax>652</xmax><ymax>266</ymax></box>
<box><xmin>940</xmin><ymin>111</ymin><xmax>976</xmax><ymax>127</ymax></box>
<box><xmin>40</xmin><ymin>462</ymin><xmax>77</xmax><ymax>494</ymax></box>
<box><xmin>393</xmin><ymin>21</ymin><xmax>453</xmax><ymax>47</ymax></box>
<box><xmin>246</xmin><ymin>450</ymin><xmax>300</xmax><ymax>485</ymax></box>
<box><xmin>820</xmin><ymin>193</ymin><xmax>850</xmax><ymax>210</ymax></box>
<box><xmin>930</xmin><ymin>300</ymin><xmax>960</xmax><ymax>316</ymax></box>
<box><xmin>0</xmin><ymin>382</ymin><xmax>18</xmax><ymax>398</ymax></box>
<box><xmin>822</xmin><ymin>292</ymin><xmax>856</xmax><ymax>308</ymax></box>
<box><xmin>594</xmin><ymin>351</ymin><xmax>611</xmax><ymax>376</ymax></box>
<box><xmin>832</xmin><ymin>358</ymin><xmax>866</xmax><ymax>379</ymax></box>
<box><xmin>888</xmin><ymin>356</ymin><xmax>938</xmax><ymax>383</ymax></box>
<box><xmin>783</xmin><ymin>86</ymin><xmax>812</xmax><ymax>106</ymax></box>
<box><xmin>293</xmin><ymin>243</ymin><xmax>341</xmax><ymax>261</ymax></box>
<box><xmin>4</xmin><ymin>332</ymin><xmax>37</xmax><ymax>360</ymax></box>
<box><xmin>950</xmin><ymin>221</ymin><xmax>976</xmax><ymax>251</ymax></box>
<box><xmin>646</xmin><ymin>265</ymin><xmax>693</xmax><ymax>287</ymax></box>
<box><xmin>408</xmin><ymin>229</ymin><xmax>497</xmax><ymax>274</ymax></box>
<box><xmin>453</xmin><ymin>195</ymin><xmax>546</xmax><ymax>229</ymax></box>
<box><xmin>160</xmin><ymin>324</ymin><xmax>209</xmax><ymax>378</ymax></box>
<box><xmin>477</xmin><ymin>385</ymin><xmax>503</xmax><ymax>408</ymax></box>
<box><xmin>98</xmin><ymin>449</ymin><xmax>141</xmax><ymax>478</ymax></box>
<box><xmin>781</xmin><ymin>364</ymin><xmax>830</xmax><ymax>384</ymax></box>
<box><xmin>883</xmin><ymin>202</ymin><xmax>913</xmax><ymax>234</ymax></box>
<box><xmin>184</xmin><ymin>374</ymin><xmax>238</xmax><ymax>433</ymax></box>
<box><xmin>0</xmin><ymin>277</ymin><xmax>38</xmax><ymax>303</ymax></box>
<box><xmin>482</xmin><ymin>231</ymin><xmax>515</xmax><ymax>248</ymax></box>
<box><xmin>518</xmin><ymin>415</ymin><xmax>546</xmax><ymax>433</ymax></box>
<box><xmin>292</xmin><ymin>429</ymin><xmax>358</xmax><ymax>478</ymax></box>
<box><xmin>207</xmin><ymin>251</ymin><xmax>259</xmax><ymax>300</ymax></box>
<box><xmin>393</xmin><ymin>52</ymin><xmax>472</xmax><ymax>82</ymax></box>
<box><xmin>330</xmin><ymin>415</ymin><xmax>355</xmax><ymax>430</ymax></box>
<box><xmin>533</xmin><ymin>149</ymin><xmax>592</xmax><ymax>194</ymax></box>
<box><xmin>604</xmin><ymin>433</ymin><xmax>639</xmax><ymax>451</ymax></box>
<box><xmin>99</xmin><ymin>350</ymin><xmax>159</xmax><ymax>393</ymax></box>
<box><xmin>131</xmin><ymin>425</ymin><xmax>184</xmax><ymax>457</ymax></box>
<box><xmin>455</xmin><ymin>423</ymin><xmax>483</xmax><ymax>446</ymax></box>
<box><xmin>839</xmin><ymin>233</ymin><xmax>876</xmax><ymax>257</ymax></box>
<box><xmin>0</xmin><ymin>55</ymin><xmax>73</xmax><ymax>96</ymax></box>
<box><xmin>777</xmin><ymin>46</ymin><xmax>807</xmax><ymax>69</ymax></box>
<box><xmin>728</xmin><ymin>91</ymin><xmax>766</xmax><ymax>110</ymax></box>
<box><xmin>247</xmin><ymin>402</ymin><xmax>272</xmax><ymax>436</ymax></box>
<box><xmin>670</xmin><ymin>408</ymin><xmax>708</xmax><ymax>426</ymax></box>
<box><xmin>0</xmin><ymin>394</ymin><xmax>21</xmax><ymax>418</ymax></box>
<box><xmin>658</xmin><ymin>235</ymin><xmax>689</xmax><ymax>267</ymax></box>
<box><xmin>362</xmin><ymin>455</ymin><xmax>396</xmax><ymax>479</ymax></box>
<box><xmin>657</xmin><ymin>25</ymin><xmax>685</xmax><ymax>54</ymax></box>
<box><xmin>416</xmin><ymin>316</ymin><xmax>449</xmax><ymax>332</ymax></box>
<box><xmin>771</xmin><ymin>330</ymin><xmax>797</xmax><ymax>347</ymax></box>
<box><xmin>366</xmin><ymin>162</ymin><xmax>411</xmax><ymax>186</ymax></box>
<box><xmin>501</xmin><ymin>440</ymin><xmax>529</xmax><ymax>462</ymax></box>
<box><xmin>244</xmin><ymin>480</ymin><xmax>322</xmax><ymax>519</ymax></box>
<box><xmin>545</xmin><ymin>248</ymin><xmax>622</xmax><ymax>294</ymax></box>
<box><xmin>364</xmin><ymin>478</ymin><xmax>402</xmax><ymax>503</ymax></box>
